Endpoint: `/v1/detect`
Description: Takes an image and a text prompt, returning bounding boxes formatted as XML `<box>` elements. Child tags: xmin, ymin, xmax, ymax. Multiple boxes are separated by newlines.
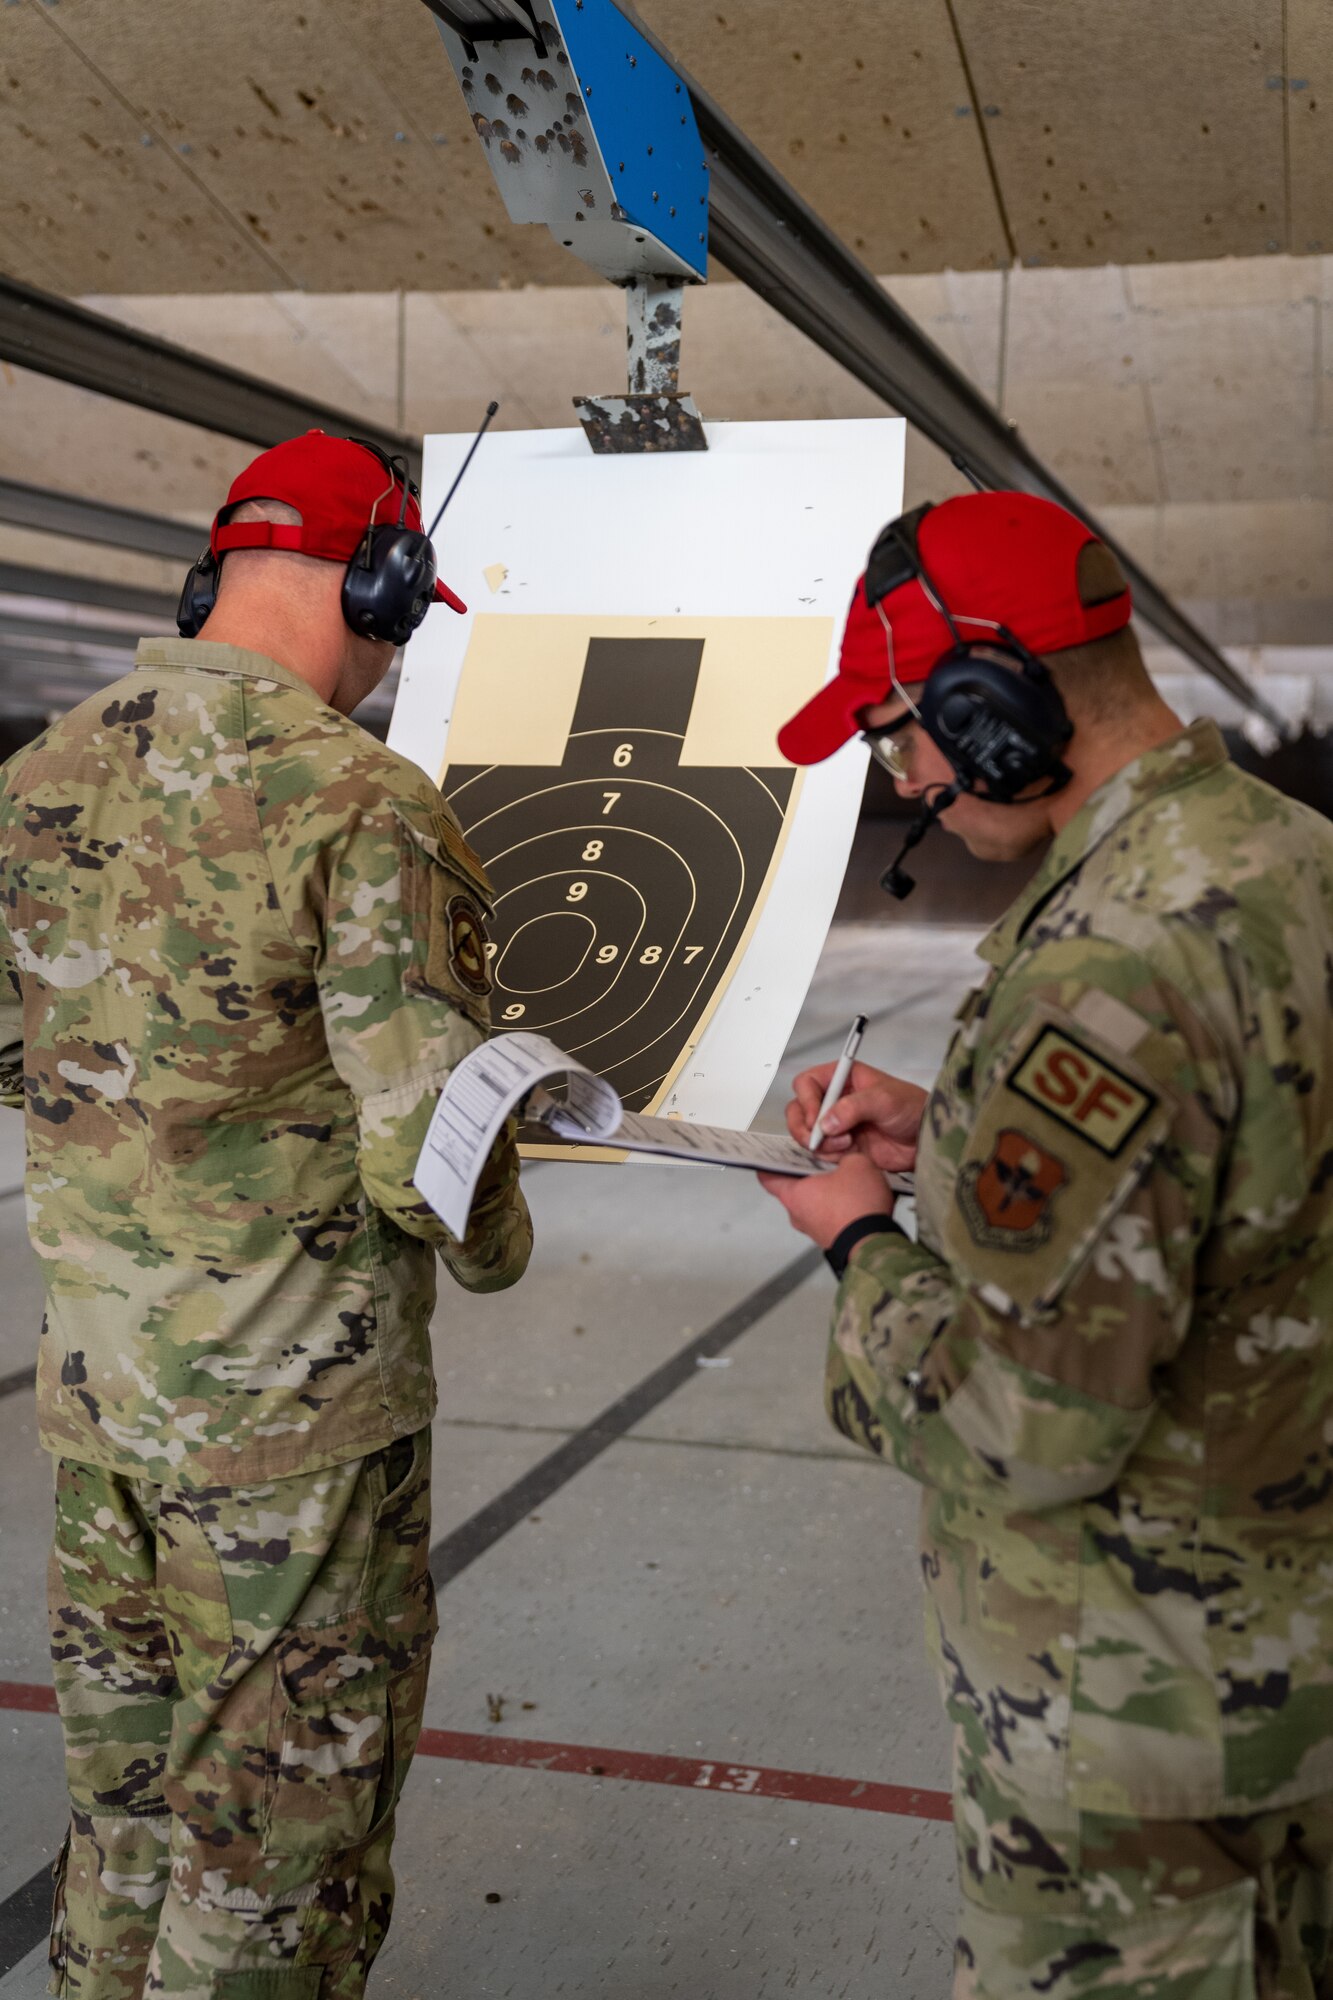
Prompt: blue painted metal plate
<box><xmin>551</xmin><ymin>0</ymin><xmax>709</xmax><ymax>278</ymax></box>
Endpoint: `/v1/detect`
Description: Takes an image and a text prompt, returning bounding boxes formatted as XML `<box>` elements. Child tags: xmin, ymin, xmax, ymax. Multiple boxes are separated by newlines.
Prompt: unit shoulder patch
<box><xmin>1006</xmin><ymin>1023</ymin><xmax>1155</xmax><ymax>1157</ymax></box>
<box><xmin>957</xmin><ymin>1128</ymin><xmax>1068</xmax><ymax>1250</ymax></box>
<box><xmin>396</xmin><ymin>806</ymin><xmax>494</xmax><ymax>1023</ymax></box>
<box><xmin>446</xmin><ymin>893</ymin><xmax>492</xmax><ymax>998</ymax></box>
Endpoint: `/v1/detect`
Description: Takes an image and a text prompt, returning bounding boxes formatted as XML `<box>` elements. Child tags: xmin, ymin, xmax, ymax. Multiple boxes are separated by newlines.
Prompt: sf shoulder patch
<box><xmin>1005</xmin><ymin>1024</ymin><xmax>1155</xmax><ymax>1157</ymax></box>
<box><xmin>942</xmin><ymin>1002</ymin><xmax>1175</xmax><ymax>1318</ymax></box>
<box><xmin>447</xmin><ymin>894</ymin><xmax>492</xmax><ymax>998</ymax></box>
<box><xmin>957</xmin><ymin>1128</ymin><xmax>1067</xmax><ymax>1250</ymax></box>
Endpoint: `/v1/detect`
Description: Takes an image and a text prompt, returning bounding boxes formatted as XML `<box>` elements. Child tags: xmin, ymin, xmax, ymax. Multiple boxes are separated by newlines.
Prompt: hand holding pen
<box><xmin>787</xmin><ymin>1031</ymin><xmax>929</xmax><ymax>1174</ymax></box>
<box><xmin>806</xmin><ymin>1015</ymin><xmax>867</xmax><ymax>1152</ymax></box>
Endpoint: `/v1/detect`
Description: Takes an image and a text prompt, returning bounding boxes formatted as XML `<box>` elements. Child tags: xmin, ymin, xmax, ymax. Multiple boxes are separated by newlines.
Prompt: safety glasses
<box><xmin>860</xmin><ymin>711</ymin><xmax>917</xmax><ymax>781</ymax></box>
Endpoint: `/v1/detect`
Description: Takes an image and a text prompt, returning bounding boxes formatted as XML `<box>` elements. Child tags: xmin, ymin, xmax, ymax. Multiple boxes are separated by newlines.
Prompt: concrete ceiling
<box><xmin>2</xmin><ymin>0</ymin><xmax>1331</xmax><ymax>295</ymax></box>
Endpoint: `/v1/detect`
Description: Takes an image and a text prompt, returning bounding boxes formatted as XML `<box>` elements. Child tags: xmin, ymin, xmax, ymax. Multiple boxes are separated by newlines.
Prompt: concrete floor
<box><xmin>0</xmin><ymin>918</ymin><xmax>984</xmax><ymax>1999</ymax></box>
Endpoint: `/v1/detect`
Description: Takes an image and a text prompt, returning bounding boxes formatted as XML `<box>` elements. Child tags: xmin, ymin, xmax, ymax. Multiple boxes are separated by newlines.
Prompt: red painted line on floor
<box><xmin>0</xmin><ymin>1680</ymin><xmax>55</xmax><ymax>1715</ymax></box>
<box><xmin>0</xmin><ymin>1681</ymin><xmax>950</xmax><ymax>1823</ymax></box>
<box><xmin>416</xmin><ymin>1726</ymin><xmax>951</xmax><ymax>1820</ymax></box>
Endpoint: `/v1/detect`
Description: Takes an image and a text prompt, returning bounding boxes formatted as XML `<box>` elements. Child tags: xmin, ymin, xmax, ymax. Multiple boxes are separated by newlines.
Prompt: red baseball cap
<box><xmin>778</xmin><ymin>491</ymin><xmax>1131</xmax><ymax>765</ymax></box>
<box><xmin>211</xmin><ymin>431</ymin><xmax>466</xmax><ymax>614</ymax></box>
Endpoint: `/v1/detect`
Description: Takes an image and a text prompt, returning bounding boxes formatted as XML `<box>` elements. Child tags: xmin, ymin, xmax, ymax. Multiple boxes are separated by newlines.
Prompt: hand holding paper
<box><xmin>414</xmin><ymin>1031</ymin><xmax>913</xmax><ymax>1239</ymax></box>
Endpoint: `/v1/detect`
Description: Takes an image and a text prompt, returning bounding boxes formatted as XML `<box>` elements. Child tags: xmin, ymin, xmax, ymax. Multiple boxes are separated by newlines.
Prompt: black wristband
<box><xmin>825</xmin><ymin>1212</ymin><xmax>903</xmax><ymax>1280</ymax></box>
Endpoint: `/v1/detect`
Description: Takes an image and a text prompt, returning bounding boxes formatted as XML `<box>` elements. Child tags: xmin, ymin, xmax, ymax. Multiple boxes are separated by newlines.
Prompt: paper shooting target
<box><xmin>394</xmin><ymin>417</ymin><xmax>904</xmax><ymax>1146</ymax></box>
<box><xmin>439</xmin><ymin>615</ymin><xmax>828</xmax><ymax>1127</ymax></box>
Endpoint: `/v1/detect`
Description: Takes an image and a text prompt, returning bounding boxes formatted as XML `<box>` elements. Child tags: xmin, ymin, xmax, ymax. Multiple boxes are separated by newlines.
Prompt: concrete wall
<box><xmin>1</xmin><ymin>253</ymin><xmax>1328</xmax><ymax>653</ymax></box>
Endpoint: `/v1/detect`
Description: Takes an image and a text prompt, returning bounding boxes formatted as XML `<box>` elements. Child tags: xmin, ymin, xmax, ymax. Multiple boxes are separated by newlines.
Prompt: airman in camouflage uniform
<box><xmin>0</xmin><ymin>433</ymin><xmax>531</xmax><ymax>1996</ymax></box>
<box><xmin>767</xmin><ymin>493</ymin><xmax>1333</xmax><ymax>1998</ymax></box>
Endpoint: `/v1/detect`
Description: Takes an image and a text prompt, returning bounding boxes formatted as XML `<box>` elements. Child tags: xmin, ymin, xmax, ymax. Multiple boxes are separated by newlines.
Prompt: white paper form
<box><xmin>414</xmin><ymin>1034</ymin><xmax>589</xmax><ymax>1237</ymax></box>
<box><xmin>414</xmin><ymin>1031</ymin><xmax>911</xmax><ymax>1239</ymax></box>
<box><xmin>603</xmin><ymin>1110</ymin><xmax>827</xmax><ymax>1176</ymax></box>
<box><xmin>604</xmin><ymin>1111</ymin><xmax>914</xmax><ymax>1194</ymax></box>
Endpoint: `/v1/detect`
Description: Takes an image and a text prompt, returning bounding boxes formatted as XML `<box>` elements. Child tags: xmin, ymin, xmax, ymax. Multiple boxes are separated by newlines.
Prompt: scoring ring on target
<box><xmin>489</xmin><ymin>865</ymin><xmax>659</xmax><ymax>1035</ymax></box>
<box><xmin>483</xmin><ymin>816</ymin><xmax>717</xmax><ymax>1043</ymax></box>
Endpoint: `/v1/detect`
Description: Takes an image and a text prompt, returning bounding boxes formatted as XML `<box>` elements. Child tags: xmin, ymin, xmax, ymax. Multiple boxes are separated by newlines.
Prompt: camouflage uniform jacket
<box><xmin>827</xmin><ymin>720</ymin><xmax>1333</xmax><ymax>1818</ymax></box>
<box><xmin>0</xmin><ymin>637</ymin><xmax>531</xmax><ymax>1488</ymax></box>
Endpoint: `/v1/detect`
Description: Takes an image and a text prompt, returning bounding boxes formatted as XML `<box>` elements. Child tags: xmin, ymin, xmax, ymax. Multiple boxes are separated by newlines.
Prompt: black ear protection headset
<box><xmin>177</xmin><ymin>440</ymin><xmax>440</xmax><ymax>648</ymax></box>
<box><xmin>341</xmin><ymin>443</ymin><xmax>442</xmax><ymax>646</ymax></box>
<box><xmin>864</xmin><ymin>501</ymin><xmax>1075</xmax><ymax>899</ymax></box>
<box><xmin>176</xmin><ymin>548</ymin><xmax>222</xmax><ymax>641</ymax></box>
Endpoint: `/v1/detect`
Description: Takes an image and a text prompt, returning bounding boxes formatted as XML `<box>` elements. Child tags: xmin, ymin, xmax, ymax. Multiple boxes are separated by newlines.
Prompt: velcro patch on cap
<box><xmin>1006</xmin><ymin>1025</ymin><xmax>1155</xmax><ymax>1158</ymax></box>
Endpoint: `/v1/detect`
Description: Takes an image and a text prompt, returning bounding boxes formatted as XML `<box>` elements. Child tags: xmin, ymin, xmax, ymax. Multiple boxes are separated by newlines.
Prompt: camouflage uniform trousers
<box><xmin>45</xmin><ymin>1426</ymin><xmax>437</xmax><ymax>1999</ymax></box>
<box><xmin>952</xmin><ymin>1709</ymin><xmax>1333</xmax><ymax>2000</ymax></box>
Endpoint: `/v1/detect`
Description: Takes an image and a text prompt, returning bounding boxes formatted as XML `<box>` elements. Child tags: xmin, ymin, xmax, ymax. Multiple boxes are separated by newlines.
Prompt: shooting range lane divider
<box><xmin>0</xmin><ymin>1859</ymin><xmax>54</xmax><ymax>1985</ymax></box>
<box><xmin>427</xmin><ymin>1244</ymin><xmax>823</xmax><ymax>1589</ymax></box>
<box><xmin>0</xmin><ymin>1677</ymin><xmax>949</xmax><ymax>1979</ymax></box>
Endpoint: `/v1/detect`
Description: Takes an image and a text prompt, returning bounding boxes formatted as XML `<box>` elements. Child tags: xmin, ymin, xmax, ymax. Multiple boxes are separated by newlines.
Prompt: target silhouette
<box><xmin>443</xmin><ymin>635</ymin><xmax>796</xmax><ymax>1113</ymax></box>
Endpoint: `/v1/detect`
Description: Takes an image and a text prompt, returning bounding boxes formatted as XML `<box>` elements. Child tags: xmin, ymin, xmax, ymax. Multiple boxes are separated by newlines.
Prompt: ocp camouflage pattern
<box><xmin>826</xmin><ymin>722</ymin><xmax>1333</xmax><ymax>1818</ymax></box>
<box><xmin>951</xmin><ymin>1695</ymin><xmax>1333</xmax><ymax>1998</ymax></box>
<box><xmin>0</xmin><ymin>637</ymin><xmax>531</xmax><ymax>1487</ymax></box>
<box><xmin>47</xmin><ymin>1426</ymin><xmax>436</xmax><ymax>1996</ymax></box>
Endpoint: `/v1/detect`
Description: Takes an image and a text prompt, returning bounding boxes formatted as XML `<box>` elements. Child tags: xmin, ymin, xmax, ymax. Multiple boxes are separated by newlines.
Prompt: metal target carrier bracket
<box><xmin>423</xmin><ymin>0</ymin><xmax>710</xmax><ymax>451</ymax></box>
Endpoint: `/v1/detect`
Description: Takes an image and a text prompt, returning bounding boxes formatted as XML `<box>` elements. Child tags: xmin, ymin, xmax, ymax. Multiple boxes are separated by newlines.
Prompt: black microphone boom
<box><xmin>428</xmin><ymin>400</ymin><xmax>500</xmax><ymax>540</ymax></box>
<box><xmin>879</xmin><ymin>782</ymin><xmax>961</xmax><ymax>901</ymax></box>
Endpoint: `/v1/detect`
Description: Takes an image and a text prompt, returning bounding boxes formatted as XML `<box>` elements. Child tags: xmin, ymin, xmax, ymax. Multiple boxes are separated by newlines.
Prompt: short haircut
<box><xmin>228</xmin><ymin>497</ymin><xmax>302</xmax><ymax>528</ymax></box>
